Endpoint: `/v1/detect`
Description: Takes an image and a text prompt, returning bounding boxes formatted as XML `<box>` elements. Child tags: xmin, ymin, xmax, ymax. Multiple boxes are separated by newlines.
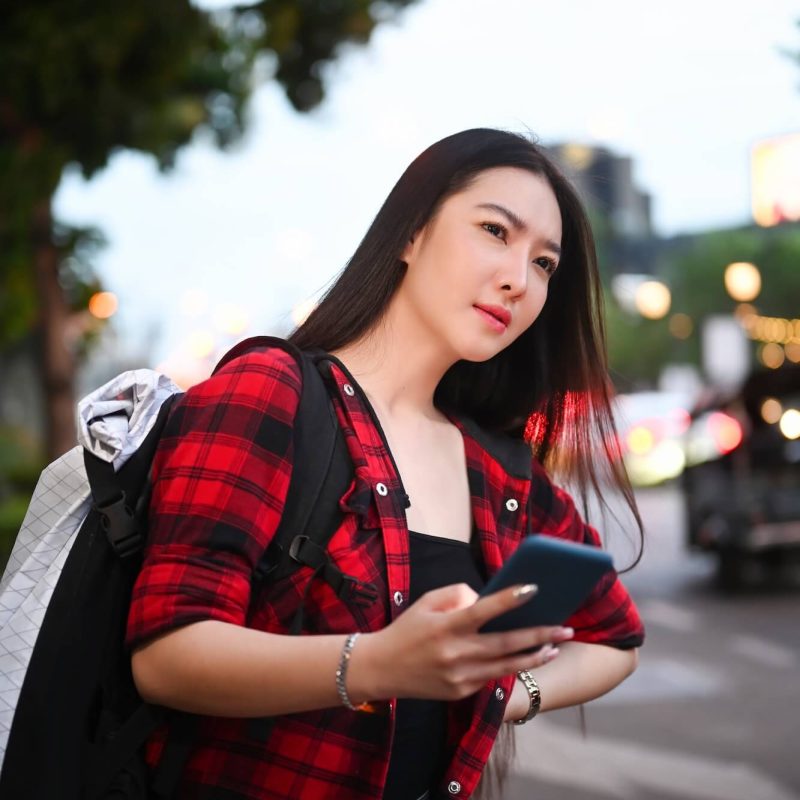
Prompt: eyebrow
<box><xmin>476</xmin><ymin>202</ymin><xmax>562</xmax><ymax>258</ymax></box>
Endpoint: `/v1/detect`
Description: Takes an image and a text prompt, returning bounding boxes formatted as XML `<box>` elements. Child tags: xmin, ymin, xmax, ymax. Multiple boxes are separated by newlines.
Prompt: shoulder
<box><xmin>527</xmin><ymin>457</ymin><xmax>596</xmax><ymax>544</ymax></box>
<box><xmin>210</xmin><ymin>345</ymin><xmax>303</xmax><ymax>401</ymax></box>
<box><xmin>528</xmin><ymin>456</ymin><xmax>561</xmax><ymax>513</ymax></box>
<box><xmin>167</xmin><ymin>345</ymin><xmax>304</xmax><ymax>441</ymax></box>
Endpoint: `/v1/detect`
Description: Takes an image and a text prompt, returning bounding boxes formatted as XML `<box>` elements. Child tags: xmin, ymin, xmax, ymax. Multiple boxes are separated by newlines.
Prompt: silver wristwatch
<box><xmin>513</xmin><ymin>669</ymin><xmax>541</xmax><ymax>724</ymax></box>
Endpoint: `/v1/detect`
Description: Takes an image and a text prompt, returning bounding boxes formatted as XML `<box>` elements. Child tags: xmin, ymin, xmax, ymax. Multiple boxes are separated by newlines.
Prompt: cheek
<box><xmin>515</xmin><ymin>281</ymin><xmax>548</xmax><ymax>333</ymax></box>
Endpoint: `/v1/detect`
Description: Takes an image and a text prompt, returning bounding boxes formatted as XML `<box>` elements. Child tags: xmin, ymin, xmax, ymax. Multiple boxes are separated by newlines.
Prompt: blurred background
<box><xmin>1</xmin><ymin>1</ymin><xmax>799</xmax><ymax>797</ymax></box>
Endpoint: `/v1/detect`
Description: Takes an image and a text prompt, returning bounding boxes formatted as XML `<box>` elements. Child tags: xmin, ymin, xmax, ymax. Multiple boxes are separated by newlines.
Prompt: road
<box><xmin>505</xmin><ymin>484</ymin><xmax>800</xmax><ymax>800</ymax></box>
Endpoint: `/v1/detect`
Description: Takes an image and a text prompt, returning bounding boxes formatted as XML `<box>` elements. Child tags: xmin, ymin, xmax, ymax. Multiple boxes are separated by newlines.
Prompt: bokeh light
<box><xmin>88</xmin><ymin>291</ymin><xmax>118</xmax><ymax>319</ymax></box>
<box><xmin>668</xmin><ymin>312</ymin><xmax>693</xmax><ymax>339</ymax></box>
<box><xmin>708</xmin><ymin>411</ymin><xmax>744</xmax><ymax>453</ymax></box>
<box><xmin>188</xmin><ymin>330</ymin><xmax>216</xmax><ymax>359</ymax></box>
<box><xmin>635</xmin><ymin>280</ymin><xmax>671</xmax><ymax>320</ymax></box>
<box><xmin>760</xmin><ymin>397</ymin><xmax>783</xmax><ymax>424</ymax></box>
<box><xmin>213</xmin><ymin>303</ymin><xmax>249</xmax><ymax>336</ymax></box>
<box><xmin>724</xmin><ymin>262</ymin><xmax>761</xmax><ymax>302</ymax></box>
<box><xmin>759</xmin><ymin>342</ymin><xmax>785</xmax><ymax>369</ymax></box>
<box><xmin>785</xmin><ymin>342</ymin><xmax>800</xmax><ymax>363</ymax></box>
<box><xmin>734</xmin><ymin>303</ymin><xmax>758</xmax><ymax>320</ymax></box>
<box><xmin>627</xmin><ymin>425</ymin><xmax>655</xmax><ymax>455</ymax></box>
<box><xmin>291</xmin><ymin>298</ymin><xmax>318</xmax><ymax>327</ymax></box>
<box><xmin>779</xmin><ymin>409</ymin><xmax>800</xmax><ymax>440</ymax></box>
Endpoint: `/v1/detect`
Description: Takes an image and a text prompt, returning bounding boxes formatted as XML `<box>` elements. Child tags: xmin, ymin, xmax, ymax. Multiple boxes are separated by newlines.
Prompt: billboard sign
<box><xmin>752</xmin><ymin>132</ymin><xmax>800</xmax><ymax>227</ymax></box>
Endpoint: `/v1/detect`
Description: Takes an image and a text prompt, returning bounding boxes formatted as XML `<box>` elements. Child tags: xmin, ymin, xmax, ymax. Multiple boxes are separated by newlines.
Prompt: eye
<box><xmin>533</xmin><ymin>256</ymin><xmax>559</xmax><ymax>276</ymax></box>
<box><xmin>482</xmin><ymin>222</ymin><xmax>507</xmax><ymax>241</ymax></box>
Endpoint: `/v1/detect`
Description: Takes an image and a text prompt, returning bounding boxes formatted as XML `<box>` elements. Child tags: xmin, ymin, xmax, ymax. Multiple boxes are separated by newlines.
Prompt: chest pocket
<box><xmin>495</xmin><ymin>484</ymin><xmax>530</xmax><ymax>560</ymax></box>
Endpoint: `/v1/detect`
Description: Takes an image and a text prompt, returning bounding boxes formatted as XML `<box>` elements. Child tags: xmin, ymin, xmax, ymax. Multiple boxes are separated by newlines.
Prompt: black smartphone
<box><xmin>478</xmin><ymin>535</ymin><xmax>614</xmax><ymax>633</ymax></box>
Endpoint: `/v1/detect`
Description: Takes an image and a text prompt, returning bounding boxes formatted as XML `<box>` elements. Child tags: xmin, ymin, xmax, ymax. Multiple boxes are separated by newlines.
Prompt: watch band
<box><xmin>513</xmin><ymin>669</ymin><xmax>541</xmax><ymax>724</ymax></box>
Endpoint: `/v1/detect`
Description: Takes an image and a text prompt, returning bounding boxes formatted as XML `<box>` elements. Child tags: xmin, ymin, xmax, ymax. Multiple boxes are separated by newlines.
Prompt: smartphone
<box><xmin>478</xmin><ymin>535</ymin><xmax>614</xmax><ymax>634</ymax></box>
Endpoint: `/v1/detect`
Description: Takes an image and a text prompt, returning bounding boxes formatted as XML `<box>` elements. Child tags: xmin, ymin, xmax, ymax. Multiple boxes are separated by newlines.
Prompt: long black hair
<box><xmin>291</xmin><ymin>127</ymin><xmax>642</xmax><ymax>797</ymax></box>
<box><xmin>290</xmin><ymin>128</ymin><xmax>642</xmax><ymax>557</ymax></box>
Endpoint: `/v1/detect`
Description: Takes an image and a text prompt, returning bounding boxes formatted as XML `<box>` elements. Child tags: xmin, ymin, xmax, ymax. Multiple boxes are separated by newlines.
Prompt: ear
<box><xmin>400</xmin><ymin>231</ymin><xmax>421</xmax><ymax>265</ymax></box>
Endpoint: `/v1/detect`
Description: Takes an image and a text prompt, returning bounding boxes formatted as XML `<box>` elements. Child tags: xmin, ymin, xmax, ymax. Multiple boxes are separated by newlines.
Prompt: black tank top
<box><xmin>382</xmin><ymin>531</ymin><xmax>485</xmax><ymax>800</ymax></box>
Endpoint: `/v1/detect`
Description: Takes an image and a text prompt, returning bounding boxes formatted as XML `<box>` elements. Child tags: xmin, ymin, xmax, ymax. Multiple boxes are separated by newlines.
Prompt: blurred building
<box><xmin>546</xmin><ymin>142</ymin><xmax>656</xmax><ymax>275</ymax></box>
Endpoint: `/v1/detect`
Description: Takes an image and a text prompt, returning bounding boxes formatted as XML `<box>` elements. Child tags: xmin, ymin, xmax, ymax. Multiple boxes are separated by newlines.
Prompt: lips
<box><xmin>474</xmin><ymin>304</ymin><xmax>512</xmax><ymax>328</ymax></box>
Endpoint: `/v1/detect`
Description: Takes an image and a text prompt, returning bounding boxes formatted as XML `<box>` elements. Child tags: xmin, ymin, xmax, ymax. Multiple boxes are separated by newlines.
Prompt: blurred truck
<box><xmin>681</xmin><ymin>364</ymin><xmax>800</xmax><ymax>591</ymax></box>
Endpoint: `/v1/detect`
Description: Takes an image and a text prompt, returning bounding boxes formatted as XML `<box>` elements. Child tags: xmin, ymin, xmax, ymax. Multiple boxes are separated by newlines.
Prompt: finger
<box><xmin>520</xmin><ymin>643</ymin><xmax>561</xmax><ymax>669</ymax></box>
<box><xmin>451</xmin><ymin>583</ymin><xmax>538</xmax><ymax>633</ymax></box>
<box><xmin>467</xmin><ymin>624</ymin><xmax>573</xmax><ymax>659</ymax></box>
<box><xmin>534</xmin><ymin>644</ymin><xmax>561</xmax><ymax>666</ymax></box>
<box><xmin>461</xmin><ymin>646</ymin><xmax>561</xmax><ymax>685</ymax></box>
<box><xmin>417</xmin><ymin>582</ymin><xmax>479</xmax><ymax>612</ymax></box>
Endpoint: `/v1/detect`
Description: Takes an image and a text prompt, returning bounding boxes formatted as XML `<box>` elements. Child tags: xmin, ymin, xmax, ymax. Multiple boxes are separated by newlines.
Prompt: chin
<box><xmin>455</xmin><ymin>339</ymin><xmax>507</xmax><ymax>364</ymax></box>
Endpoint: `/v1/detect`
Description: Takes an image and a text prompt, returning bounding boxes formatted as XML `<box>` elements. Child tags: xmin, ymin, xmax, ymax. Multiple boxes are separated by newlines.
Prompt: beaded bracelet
<box><xmin>336</xmin><ymin>633</ymin><xmax>363</xmax><ymax>711</ymax></box>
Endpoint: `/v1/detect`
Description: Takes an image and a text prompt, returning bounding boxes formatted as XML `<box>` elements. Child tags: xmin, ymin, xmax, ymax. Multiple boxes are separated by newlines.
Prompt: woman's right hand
<box><xmin>347</xmin><ymin>583</ymin><xmax>575</xmax><ymax>704</ymax></box>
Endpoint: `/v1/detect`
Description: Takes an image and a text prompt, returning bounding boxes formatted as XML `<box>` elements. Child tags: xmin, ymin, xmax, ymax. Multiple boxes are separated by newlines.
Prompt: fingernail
<box><xmin>513</xmin><ymin>584</ymin><xmax>538</xmax><ymax>601</ymax></box>
<box><xmin>560</xmin><ymin>627</ymin><xmax>574</xmax><ymax>638</ymax></box>
<box><xmin>545</xmin><ymin>646</ymin><xmax>560</xmax><ymax>662</ymax></box>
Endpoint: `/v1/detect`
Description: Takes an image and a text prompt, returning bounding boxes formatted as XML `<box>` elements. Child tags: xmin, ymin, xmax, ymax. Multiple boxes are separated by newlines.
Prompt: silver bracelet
<box><xmin>513</xmin><ymin>669</ymin><xmax>541</xmax><ymax>724</ymax></box>
<box><xmin>336</xmin><ymin>632</ymin><xmax>362</xmax><ymax>711</ymax></box>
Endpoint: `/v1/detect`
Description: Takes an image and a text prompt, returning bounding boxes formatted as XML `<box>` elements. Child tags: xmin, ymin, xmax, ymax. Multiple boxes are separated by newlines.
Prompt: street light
<box><xmin>724</xmin><ymin>262</ymin><xmax>761</xmax><ymax>302</ymax></box>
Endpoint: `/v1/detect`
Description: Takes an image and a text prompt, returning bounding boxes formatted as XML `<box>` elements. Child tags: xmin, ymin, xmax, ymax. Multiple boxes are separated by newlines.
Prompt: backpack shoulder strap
<box><xmin>213</xmin><ymin>338</ymin><xmax>362</xmax><ymax>604</ymax></box>
<box><xmin>263</xmin><ymin>346</ymin><xmax>351</xmax><ymax>584</ymax></box>
<box><xmin>212</xmin><ymin>337</ymin><xmax>351</xmax><ymax>579</ymax></box>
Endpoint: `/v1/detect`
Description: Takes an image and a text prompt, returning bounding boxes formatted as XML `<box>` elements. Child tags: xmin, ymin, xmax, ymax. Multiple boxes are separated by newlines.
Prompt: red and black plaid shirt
<box><xmin>127</xmin><ymin>347</ymin><xmax>644</xmax><ymax>800</ymax></box>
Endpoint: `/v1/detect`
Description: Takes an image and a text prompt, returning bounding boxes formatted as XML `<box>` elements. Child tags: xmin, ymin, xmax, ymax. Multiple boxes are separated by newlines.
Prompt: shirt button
<box><xmin>495</xmin><ymin>687</ymin><xmax>505</xmax><ymax>701</ymax></box>
<box><xmin>343</xmin><ymin>383</ymin><xmax>355</xmax><ymax>396</ymax></box>
<box><xmin>376</xmin><ymin>482</ymin><xmax>389</xmax><ymax>497</ymax></box>
<box><xmin>505</xmin><ymin>498</ymin><xmax>519</xmax><ymax>512</ymax></box>
<box><xmin>447</xmin><ymin>781</ymin><xmax>462</xmax><ymax>795</ymax></box>
<box><xmin>393</xmin><ymin>590</ymin><xmax>404</xmax><ymax>607</ymax></box>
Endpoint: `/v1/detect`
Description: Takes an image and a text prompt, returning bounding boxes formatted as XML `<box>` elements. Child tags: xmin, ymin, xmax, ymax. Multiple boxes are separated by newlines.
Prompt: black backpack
<box><xmin>0</xmin><ymin>337</ymin><xmax>365</xmax><ymax>799</ymax></box>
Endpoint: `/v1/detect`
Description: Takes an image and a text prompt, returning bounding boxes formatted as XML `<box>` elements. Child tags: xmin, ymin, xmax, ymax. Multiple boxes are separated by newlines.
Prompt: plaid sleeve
<box><xmin>528</xmin><ymin>459</ymin><xmax>645</xmax><ymax>649</ymax></box>
<box><xmin>126</xmin><ymin>349</ymin><xmax>302</xmax><ymax>650</ymax></box>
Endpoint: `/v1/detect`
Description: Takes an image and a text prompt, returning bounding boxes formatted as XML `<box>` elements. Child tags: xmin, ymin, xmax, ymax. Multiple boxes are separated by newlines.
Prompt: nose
<box><xmin>498</xmin><ymin>250</ymin><xmax>529</xmax><ymax>296</ymax></box>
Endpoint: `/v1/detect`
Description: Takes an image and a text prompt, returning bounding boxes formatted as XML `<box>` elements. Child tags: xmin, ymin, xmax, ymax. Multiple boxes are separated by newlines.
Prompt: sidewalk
<box><xmin>506</xmin><ymin>714</ymin><xmax>799</xmax><ymax>800</ymax></box>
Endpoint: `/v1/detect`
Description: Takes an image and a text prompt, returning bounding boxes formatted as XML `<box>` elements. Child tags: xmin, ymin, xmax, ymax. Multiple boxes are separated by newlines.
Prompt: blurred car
<box><xmin>613</xmin><ymin>391</ymin><xmax>693</xmax><ymax>487</ymax></box>
<box><xmin>682</xmin><ymin>364</ymin><xmax>800</xmax><ymax>591</ymax></box>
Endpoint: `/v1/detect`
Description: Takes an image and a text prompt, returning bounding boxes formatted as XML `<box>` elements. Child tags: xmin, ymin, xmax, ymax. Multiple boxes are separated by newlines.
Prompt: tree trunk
<box><xmin>32</xmin><ymin>199</ymin><xmax>76</xmax><ymax>460</ymax></box>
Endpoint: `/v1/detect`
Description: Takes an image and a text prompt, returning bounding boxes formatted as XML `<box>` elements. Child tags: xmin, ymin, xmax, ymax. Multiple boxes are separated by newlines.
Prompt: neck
<box><xmin>331</xmin><ymin>300</ymin><xmax>457</xmax><ymax>420</ymax></box>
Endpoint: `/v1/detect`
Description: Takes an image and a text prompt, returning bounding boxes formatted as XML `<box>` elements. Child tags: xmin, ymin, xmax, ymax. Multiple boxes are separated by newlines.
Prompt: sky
<box><xmin>54</xmin><ymin>0</ymin><xmax>800</xmax><ymax>379</ymax></box>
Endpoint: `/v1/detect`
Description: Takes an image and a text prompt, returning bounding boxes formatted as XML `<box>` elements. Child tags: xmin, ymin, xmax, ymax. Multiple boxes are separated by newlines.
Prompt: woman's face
<box><xmin>399</xmin><ymin>166</ymin><xmax>562</xmax><ymax>363</ymax></box>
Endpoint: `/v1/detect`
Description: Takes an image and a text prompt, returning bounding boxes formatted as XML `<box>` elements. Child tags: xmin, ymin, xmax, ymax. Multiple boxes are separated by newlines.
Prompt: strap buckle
<box><xmin>96</xmin><ymin>491</ymin><xmax>142</xmax><ymax>558</ymax></box>
<box><xmin>337</xmin><ymin>574</ymin><xmax>379</xmax><ymax>606</ymax></box>
<box><xmin>288</xmin><ymin>535</ymin><xmax>309</xmax><ymax>563</ymax></box>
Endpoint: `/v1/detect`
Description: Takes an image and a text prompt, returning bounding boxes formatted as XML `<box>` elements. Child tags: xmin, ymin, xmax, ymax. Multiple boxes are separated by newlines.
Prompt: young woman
<box><xmin>128</xmin><ymin>128</ymin><xmax>644</xmax><ymax>800</ymax></box>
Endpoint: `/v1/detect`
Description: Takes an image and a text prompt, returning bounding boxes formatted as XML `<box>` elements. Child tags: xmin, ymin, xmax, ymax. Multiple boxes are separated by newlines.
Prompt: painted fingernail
<box><xmin>513</xmin><ymin>584</ymin><xmax>538</xmax><ymax>601</ymax></box>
